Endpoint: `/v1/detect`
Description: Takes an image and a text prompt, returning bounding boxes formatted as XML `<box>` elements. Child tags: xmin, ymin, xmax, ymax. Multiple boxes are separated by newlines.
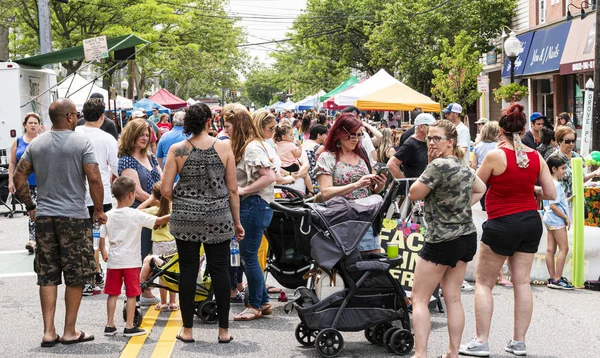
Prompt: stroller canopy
<box><xmin>309</xmin><ymin>195</ymin><xmax>383</xmax><ymax>270</ymax></box>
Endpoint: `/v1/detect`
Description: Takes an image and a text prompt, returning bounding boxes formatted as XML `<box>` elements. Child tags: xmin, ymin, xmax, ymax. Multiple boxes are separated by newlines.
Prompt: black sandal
<box><xmin>218</xmin><ymin>336</ymin><xmax>234</xmax><ymax>344</ymax></box>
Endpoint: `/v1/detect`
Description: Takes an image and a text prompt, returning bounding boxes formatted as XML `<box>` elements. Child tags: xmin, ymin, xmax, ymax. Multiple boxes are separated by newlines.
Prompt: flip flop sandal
<box><xmin>176</xmin><ymin>335</ymin><xmax>195</xmax><ymax>343</ymax></box>
<box><xmin>261</xmin><ymin>304</ymin><xmax>273</xmax><ymax>316</ymax></box>
<box><xmin>234</xmin><ymin>307</ymin><xmax>262</xmax><ymax>321</ymax></box>
<box><xmin>61</xmin><ymin>331</ymin><xmax>94</xmax><ymax>345</ymax></box>
<box><xmin>155</xmin><ymin>303</ymin><xmax>169</xmax><ymax>311</ymax></box>
<box><xmin>267</xmin><ymin>286</ymin><xmax>282</xmax><ymax>294</ymax></box>
<box><xmin>169</xmin><ymin>303</ymin><xmax>180</xmax><ymax>311</ymax></box>
<box><xmin>218</xmin><ymin>335</ymin><xmax>234</xmax><ymax>344</ymax></box>
<box><xmin>41</xmin><ymin>335</ymin><xmax>60</xmax><ymax>348</ymax></box>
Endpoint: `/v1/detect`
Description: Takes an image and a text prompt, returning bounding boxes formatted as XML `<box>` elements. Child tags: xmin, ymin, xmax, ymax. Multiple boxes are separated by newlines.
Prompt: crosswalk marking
<box><xmin>119</xmin><ymin>306</ymin><xmax>161</xmax><ymax>358</ymax></box>
<box><xmin>151</xmin><ymin>309</ymin><xmax>182</xmax><ymax>358</ymax></box>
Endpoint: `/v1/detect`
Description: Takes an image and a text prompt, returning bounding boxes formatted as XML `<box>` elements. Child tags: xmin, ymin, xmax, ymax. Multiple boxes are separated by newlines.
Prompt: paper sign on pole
<box><xmin>580</xmin><ymin>79</ymin><xmax>594</xmax><ymax>157</ymax></box>
<box><xmin>83</xmin><ymin>36</ymin><xmax>109</xmax><ymax>62</ymax></box>
<box><xmin>477</xmin><ymin>75</ymin><xmax>489</xmax><ymax>93</ymax></box>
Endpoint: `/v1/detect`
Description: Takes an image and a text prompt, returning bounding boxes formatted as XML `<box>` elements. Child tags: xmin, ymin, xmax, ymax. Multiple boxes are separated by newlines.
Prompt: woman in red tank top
<box><xmin>459</xmin><ymin>104</ymin><xmax>555</xmax><ymax>357</ymax></box>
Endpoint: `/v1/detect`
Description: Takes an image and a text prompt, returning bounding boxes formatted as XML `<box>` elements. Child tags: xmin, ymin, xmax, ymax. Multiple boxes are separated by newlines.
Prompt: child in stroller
<box><xmin>270</xmin><ymin>182</ymin><xmax>414</xmax><ymax>357</ymax></box>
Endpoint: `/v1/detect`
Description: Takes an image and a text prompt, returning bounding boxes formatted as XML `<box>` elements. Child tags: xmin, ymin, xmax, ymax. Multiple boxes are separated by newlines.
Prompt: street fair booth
<box><xmin>270</xmin><ymin>101</ymin><xmax>286</xmax><ymax>112</ymax></box>
<box><xmin>131</xmin><ymin>98</ymin><xmax>170</xmax><ymax>116</ymax></box>
<box><xmin>296</xmin><ymin>94</ymin><xmax>319</xmax><ymax>111</ymax></box>
<box><xmin>282</xmin><ymin>100</ymin><xmax>296</xmax><ymax>111</ymax></box>
<box><xmin>323</xmin><ymin>78</ymin><xmax>366</xmax><ymax>110</ymax></box>
<box><xmin>334</xmin><ymin>69</ymin><xmax>398</xmax><ymax>107</ymax></box>
<box><xmin>57</xmin><ymin>73</ymin><xmax>133</xmax><ymax>111</ymax></box>
<box><xmin>319</xmin><ymin>75</ymin><xmax>359</xmax><ymax>102</ymax></box>
<box><xmin>354</xmin><ymin>81</ymin><xmax>440</xmax><ymax>112</ymax></box>
<box><xmin>149</xmin><ymin>88</ymin><xmax>187</xmax><ymax>110</ymax></box>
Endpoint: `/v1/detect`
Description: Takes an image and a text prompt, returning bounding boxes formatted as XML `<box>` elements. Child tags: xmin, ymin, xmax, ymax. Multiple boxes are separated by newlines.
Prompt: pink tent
<box><xmin>149</xmin><ymin>88</ymin><xmax>187</xmax><ymax>110</ymax></box>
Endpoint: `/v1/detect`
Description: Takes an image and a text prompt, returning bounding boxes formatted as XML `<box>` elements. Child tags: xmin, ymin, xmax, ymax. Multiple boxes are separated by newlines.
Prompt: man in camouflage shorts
<box><xmin>13</xmin><ymin>98</ymin><xmax>107</xmax><ymax>347</ymax></box>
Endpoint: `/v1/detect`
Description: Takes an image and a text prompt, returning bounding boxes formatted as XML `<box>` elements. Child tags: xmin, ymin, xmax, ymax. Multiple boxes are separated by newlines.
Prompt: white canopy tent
<box><xmin>334</xmin><ymin>69</ymin><xmax>398</xmax><ymax>106</ymax></box>
<box><xmin>57</xmin><ymin>73</ymin><xmax>133</xmax><ymax>111</ymax></box>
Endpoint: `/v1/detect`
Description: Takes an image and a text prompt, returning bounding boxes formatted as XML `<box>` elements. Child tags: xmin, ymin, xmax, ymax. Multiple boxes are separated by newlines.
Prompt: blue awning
<box><xmin>501</xmin><ymin>32</ymin><xmax>534</xmax><ymax>78</ymax></box>
<box><xmin>522</xmin><ymin>21</ymin><xmax>572</xmax><ymax>76</ymax></box>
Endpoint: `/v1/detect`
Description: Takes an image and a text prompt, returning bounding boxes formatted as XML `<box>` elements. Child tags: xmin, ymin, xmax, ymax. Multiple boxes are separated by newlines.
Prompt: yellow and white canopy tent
<box><xmin>354</xmin><ymin>81</ymin><xmax>440</xmax><ymax>112</ymax></box>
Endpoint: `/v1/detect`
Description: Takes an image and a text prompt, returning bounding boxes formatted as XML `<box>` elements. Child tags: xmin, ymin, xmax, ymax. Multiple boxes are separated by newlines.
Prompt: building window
<box><xmin>539</xmin><ymin>0</ymin><xmax>547</xmax><ymax>24</ymax></box>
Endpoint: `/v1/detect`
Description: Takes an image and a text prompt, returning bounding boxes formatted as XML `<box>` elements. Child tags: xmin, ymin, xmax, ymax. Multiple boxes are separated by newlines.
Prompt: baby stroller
<box><xmin>271</xmin><ymin>186</ymin><xmax>413</xmax><ymax>357</ymax></box>
<box><xmin>123</xmin><ymin>251</ymin><xmax>217</xmax><ymax>326</ymax></box>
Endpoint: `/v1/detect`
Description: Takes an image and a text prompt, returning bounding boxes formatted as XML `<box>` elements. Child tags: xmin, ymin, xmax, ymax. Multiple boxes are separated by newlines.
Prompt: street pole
<box><xmin>37</xmin><ymin>0</ymin><xmax>52</xmax><ymax>54</ymax></box>
<box><xmin>509</xmin><ymin>57</ymin><xmax>516</xmax><ymax>84</ymax></box>
<box><xmin>593</xmin><ymin>5</ymin><xmax>600</xmax><ymax>151</ymax></box>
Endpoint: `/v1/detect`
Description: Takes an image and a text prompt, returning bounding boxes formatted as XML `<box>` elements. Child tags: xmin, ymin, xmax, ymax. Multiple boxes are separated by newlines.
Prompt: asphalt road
<box><xmin>1</xmin><ymin>210</ymin><xmax>599</xmax><ymax>358</ymax></box>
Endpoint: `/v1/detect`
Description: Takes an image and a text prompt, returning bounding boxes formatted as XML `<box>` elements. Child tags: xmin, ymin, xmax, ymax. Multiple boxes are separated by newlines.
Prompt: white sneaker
<box><xmin>459</xmin><ymin>337</ymin><xmax>490</xmax><ymax>357</ymax></box>
<box><xmin>461</xmin><ymin>280</ymin><xmax>474</xmax><ymax>292</ymax></box>
<box><xmin>505</xmin><ymin>339</ymin><xmax>527</xmax><ymax>356</ymax></box>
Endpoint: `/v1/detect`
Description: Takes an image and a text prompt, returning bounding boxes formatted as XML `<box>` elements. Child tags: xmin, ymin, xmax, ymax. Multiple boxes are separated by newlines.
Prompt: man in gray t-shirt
<box><xmin>12</xmin><ymin>98</ymin><xmax>107</xmax><ymax>346</ymax></box>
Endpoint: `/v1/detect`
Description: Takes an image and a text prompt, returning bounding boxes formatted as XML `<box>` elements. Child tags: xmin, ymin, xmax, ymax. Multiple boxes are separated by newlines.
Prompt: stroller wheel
<box><xmin>372</xmin><ymin>322</ymin><xmax>393</xmax><ymax>346</ymax></box>
<box><xmin>364</xmin><ymin>326</ymin><xmax>376</xmax><ymax>344</ymax></box>
<box><xmin>315</xmin><ymin>329</ymin><xmax>344</xmax><ymax>358</ymax></box>
<box><xmin>197</xmin><ymin>300</ymin><xmax>218</xmax><ymax>324</ymax></box>
<box><xmin>295</xmin><ymin>323</ymin><xmax>317</xmax><ymax>347</ymax></box>
<box><xmin>123</xmin><ymin>304</ymin><xmax>142</xmax><ymax>327</ymax></box>
<box><xmin>383</xmin><ymin>327</ymin><xmax>400</xmax><ymax>353</ymax></box>
<box><xmin>390</xmin><ymin>329</ymin><xmax>414</xmax><ymax>355</ymax></box>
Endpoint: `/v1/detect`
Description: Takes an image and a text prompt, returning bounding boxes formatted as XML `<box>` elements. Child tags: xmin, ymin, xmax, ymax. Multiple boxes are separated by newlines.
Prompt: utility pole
<box><xmin>593</xmin><ymin>6</ymin><xmax>600</xmax><ymax>151</ymax></box>
<box><xmin>37</xmin><ymin>0</ymin><xmax>52</xmax><ymax>54</ymax></box>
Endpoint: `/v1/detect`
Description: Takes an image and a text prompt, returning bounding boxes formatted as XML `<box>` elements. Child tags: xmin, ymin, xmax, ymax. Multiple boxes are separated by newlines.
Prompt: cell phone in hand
<box><xmin>376</xmin><ymin>167</ymin><xmax>389</xmax><ymax>176</ymax></box>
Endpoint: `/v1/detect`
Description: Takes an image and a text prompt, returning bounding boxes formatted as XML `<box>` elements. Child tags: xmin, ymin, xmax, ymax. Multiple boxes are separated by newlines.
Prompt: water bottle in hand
<box><xmin>92</xmin><ymin>221</ymin><xmax>100</xmax><ymax>250</ymax></box>
<box><xmin>230</xmin><ymin>238</ymin><xmax>240</xmax><ymax>267</ymax></box>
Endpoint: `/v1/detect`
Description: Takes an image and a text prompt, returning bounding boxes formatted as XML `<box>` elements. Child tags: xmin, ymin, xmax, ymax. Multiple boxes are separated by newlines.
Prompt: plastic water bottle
<box><xmin>92</xmin><ymin>221</ymin><xmax>100</xmax><ymax>250</ymax></box>
<box><xmin>230</xmin><ymin>238</ymin><xmax>240</xmax><ymax>267</ymax></box>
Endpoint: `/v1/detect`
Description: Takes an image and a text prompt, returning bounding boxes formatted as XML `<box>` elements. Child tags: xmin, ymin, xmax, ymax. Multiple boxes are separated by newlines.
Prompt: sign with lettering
<box><xmin>83</xmin><ymin>36</ymin><xmax>109</xmax><ymax>62</ymax></box>
<box><xmin>580</xmin><ymin>79</ymin><xmax>594</xmax><ymax>157</ymax></box>
<box><xmin>501</xmin><ymin>32</ymin><xmax>534</xmax><ymax>78</ymax></box>
<box><xmin>379</xmin><ymin>219</ymin><xmax>426</xmax><ymax>291</ymax></box>
<box><xmin>522</xmin><ymin>22</ymin><xmax>571</xmax><ymax>76</ymax></box>
<box><xmin>477</xmin><ymin>75</ymin><xmax>489</xmax><ymax>93</ymax></box>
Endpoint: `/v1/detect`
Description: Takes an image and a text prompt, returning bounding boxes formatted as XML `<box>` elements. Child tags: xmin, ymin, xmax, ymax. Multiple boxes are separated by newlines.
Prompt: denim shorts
<box><xmin>359</xmin><ymin>226</ymin><xmax>381</xmax><ymax>252</ymax></box>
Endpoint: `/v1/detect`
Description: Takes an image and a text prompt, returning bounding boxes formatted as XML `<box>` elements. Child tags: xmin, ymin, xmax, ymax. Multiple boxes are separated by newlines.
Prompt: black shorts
<box><xmin>481</xmin><ymin>210</ymin><xmax>543</xmax><ymax>256</ymax></box>
<box><xmin>419</xmin><ymin>232</ymin><xmax>477</xmax><ymax>268</ymax></box>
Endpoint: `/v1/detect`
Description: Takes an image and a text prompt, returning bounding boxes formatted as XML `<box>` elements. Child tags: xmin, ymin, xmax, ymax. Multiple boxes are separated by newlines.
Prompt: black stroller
<box><xmin>271</xmin><ymin>190</ymin><xmax>413</xmax><ymax>357</ymax></box>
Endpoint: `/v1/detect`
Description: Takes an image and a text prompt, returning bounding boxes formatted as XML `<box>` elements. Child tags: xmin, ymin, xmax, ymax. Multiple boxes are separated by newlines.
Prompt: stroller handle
<box><xmin>269</xmin><ymin>201</ymin><xmax>311</xmax><ymax>218</ymax></box>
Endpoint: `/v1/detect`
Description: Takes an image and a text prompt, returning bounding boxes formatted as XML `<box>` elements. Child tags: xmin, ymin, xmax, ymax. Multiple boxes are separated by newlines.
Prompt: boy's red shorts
<box><xmin>104</xmin><ymin>268</ymin><xmax>141</xmax><ymax>298</ymax></box>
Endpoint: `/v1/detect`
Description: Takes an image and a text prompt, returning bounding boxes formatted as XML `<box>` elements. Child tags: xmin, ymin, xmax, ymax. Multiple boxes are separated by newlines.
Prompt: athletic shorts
<box><xmin>104</xmin><ymin>268</ymin><xmax>142</xmax><ymax>298</ymax></box>
<box><xmin>481</xmin><ymin>210</ymin><xmax>543</xmax><ymax>256</ymax></box>
<box><xmin>34</xmin><ymin>217</ymin><xmax>95</xmax><ymax>286</ymax></box>
<box><xmin>419</xmin><ymin>232</ymin><xmax>477</xmax><ymax>268</ymax></box>
<box><xmin>152</xmin><ymin>240</ymin><xmax>177</xmax><ymax>257</ymax></box>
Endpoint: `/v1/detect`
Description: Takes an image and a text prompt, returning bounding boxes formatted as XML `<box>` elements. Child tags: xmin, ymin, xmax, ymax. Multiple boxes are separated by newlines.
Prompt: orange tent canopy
<box><xmin>354</xmin><ymin>82</ymin><xmax>440</xmax><ymax>112</ymax></box>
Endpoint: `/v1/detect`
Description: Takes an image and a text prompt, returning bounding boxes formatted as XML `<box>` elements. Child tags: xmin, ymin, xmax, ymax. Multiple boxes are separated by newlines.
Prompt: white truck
<box><xmin>0</xmin><ymin>62</ymin><xmax>57</xmax><ymax>163</ymax></box>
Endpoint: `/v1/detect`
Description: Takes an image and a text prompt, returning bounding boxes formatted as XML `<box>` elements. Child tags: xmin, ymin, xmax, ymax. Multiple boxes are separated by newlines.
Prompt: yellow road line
<box><xmin>151</xmin><ymin>309</ymin><xmax>182</xmax><ymax>358</ymax></box>
<box><xmin>119</xmin><ymin>307</ymin><xmax>161</xmax><ymax>358</ymax></box>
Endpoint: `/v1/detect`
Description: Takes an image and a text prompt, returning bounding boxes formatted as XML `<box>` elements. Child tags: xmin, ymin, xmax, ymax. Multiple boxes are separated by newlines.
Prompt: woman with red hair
<box><xmin>313</xmin><ymin>113</ymin><xmax>387</xmax><ymax>253</ymax></box>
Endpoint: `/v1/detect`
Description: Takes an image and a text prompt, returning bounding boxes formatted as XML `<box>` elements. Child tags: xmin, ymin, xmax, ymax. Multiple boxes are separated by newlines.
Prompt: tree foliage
<box><xmin>431</xmin><ymin>31</ymin><xmax>483</xmax><ymax>108</ymax></box>
<box><xmin>244</xmin><ymin>66</ymin><xmax>286</xmax><ymax>107</ymax></box>
<box><xmin>7</xmin><ymin>0</ymin><xmax>245</xmax><ymax>98</ymax></box>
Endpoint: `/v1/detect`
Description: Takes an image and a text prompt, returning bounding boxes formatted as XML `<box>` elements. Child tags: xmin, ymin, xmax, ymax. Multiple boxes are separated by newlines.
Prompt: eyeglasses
<box><xmin>563</xmin><ymin>139</ymin><xmax>576</xmax><ymax>144</ymax></box>
<box><xmin>342</xmin><ymin>126</ymin><xmax>364</xmax><ymax>140</ymax></box>
<box><xmin>425</xmin><ymin>136</ymin><xmax>448</xmax><ymax>143</ymax></box>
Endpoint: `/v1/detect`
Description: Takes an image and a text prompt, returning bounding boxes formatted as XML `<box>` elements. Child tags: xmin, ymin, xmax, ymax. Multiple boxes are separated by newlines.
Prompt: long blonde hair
<box><xmin>429</xmin><ymin>119</ymin><xmax>464</xmax><ymax>159</ymax></box>
<box><xmin>222</xmin><ymin>103</ymin><xmax>263</xmax><ymax>163</ymax></box>
<box><xmin>252</xmin><ymin>109</ymin><xmax>275</xmax><ymax>141</ymax></box>
<box><xmin>118</xmin><ymin>118</ymin><xmax>151</xmax><ymax>157</ymax></box>
<box><xmin>376</xmin><ymin>128</ymin><xmax>393</xmax><ymax>162</ymax></box>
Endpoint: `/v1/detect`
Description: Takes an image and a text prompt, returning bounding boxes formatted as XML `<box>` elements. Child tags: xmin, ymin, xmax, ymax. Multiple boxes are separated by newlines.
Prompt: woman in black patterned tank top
<box><xmin>161</xmin><ymin>103</ymin><xmax>244</xmax><ymax>344</ymax></box>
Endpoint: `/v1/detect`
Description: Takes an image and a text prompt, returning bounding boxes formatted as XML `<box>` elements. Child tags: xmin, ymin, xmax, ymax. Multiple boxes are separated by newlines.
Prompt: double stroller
<box><xmin>270</xmin><ymin>181</ymin><xmax>413</xmax><ymax>357</ymax></box>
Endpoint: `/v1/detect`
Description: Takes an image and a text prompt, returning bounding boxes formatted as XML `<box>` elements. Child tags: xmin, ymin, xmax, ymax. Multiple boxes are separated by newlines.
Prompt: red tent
<box><xmin>149</xmin><ymin>88</ymin><xmax>187</xmax><ymax>110</ymax></box>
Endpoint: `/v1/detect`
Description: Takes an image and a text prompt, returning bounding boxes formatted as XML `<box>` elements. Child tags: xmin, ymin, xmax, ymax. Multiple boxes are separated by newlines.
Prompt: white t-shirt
<box><xmin>100</xmin><ymin>207</ymin><xmax>157</xmax><ymax>269</ymax></box>
<box><xmin>361</xmin><ymin>135</ymin><xmax>376</xmax><ymax>167</ymax></box>
<box><xmin>455</xmin><ymin>122</ymin><xmax>471</xmax><ymax>165</ymax></box>
<box><xmin>75</xmin><ymin>125</ymin><xmax>119</xmax><ymax>206</ymax></box>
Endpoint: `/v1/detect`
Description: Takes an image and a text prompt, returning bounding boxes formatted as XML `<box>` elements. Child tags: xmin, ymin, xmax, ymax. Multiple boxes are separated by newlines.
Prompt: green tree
<box><xmin>244</xmin><ymin>67</ymin><xmax>286</xmax><ymax>107</ymax></box>
<box><xmin>431</xmin><ymin>31</ymin><xmax>483</xmax><ymax>108</ymax></box>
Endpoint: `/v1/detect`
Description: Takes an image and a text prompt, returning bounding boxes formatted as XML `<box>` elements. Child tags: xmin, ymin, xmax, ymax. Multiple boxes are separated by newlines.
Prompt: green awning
<box><xmin>14</xmin><ymin>34</ymin><xmax>150</xmax><ymax>67</ymax></box>
<box><xmin>319</xmin><ymin>75</ymin><xmax>359</xmax><ymax>102</ymax></box>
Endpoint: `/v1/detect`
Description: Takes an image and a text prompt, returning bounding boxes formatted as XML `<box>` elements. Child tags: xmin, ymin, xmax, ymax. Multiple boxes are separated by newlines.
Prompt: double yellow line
<box><xmin>119</xmin><ymin>307</ymin><xmax>182</xmax><ymax>358</ymax></box>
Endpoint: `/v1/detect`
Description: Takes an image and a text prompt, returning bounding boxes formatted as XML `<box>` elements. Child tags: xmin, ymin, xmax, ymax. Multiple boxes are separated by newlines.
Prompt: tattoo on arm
<box><xmin>15</xmin><ymin>159</ymin><xmax>33</xmax><ymax>176</ymax></box>
<box><xmin>174</xmin><ymin>146</ymin><xmax>191</xmax><ymax>158</ymax></box>
<box><xmin>15</xmin><ymin>182</ymin><xmax>33</xmax><ymax>205</ymax></box>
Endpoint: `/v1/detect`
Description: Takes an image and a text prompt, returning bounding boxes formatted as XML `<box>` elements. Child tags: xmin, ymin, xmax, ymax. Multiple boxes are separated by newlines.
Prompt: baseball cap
<box><xmin>529</xmin><ymin>112</ymin><xmax>547</xmax><ymax>122</ymax></box>
<box><xmin>475</xmin><ymin>118</ymin><xmax>489</xmax><ymax>124</ymax></box>
<box><xmin>442</xmin><ymin>103</ymin><xmax>463</xmax><ymax>114</ymax></box>
<box><xmin>131</xmin><ymin>110</ymin><xmax>146</xmax><ymax>119</ymax></box>
<box><xmin>414</xmin><ymin>113</ymin><xmax>436</xmax><ymax>126</ymax></box>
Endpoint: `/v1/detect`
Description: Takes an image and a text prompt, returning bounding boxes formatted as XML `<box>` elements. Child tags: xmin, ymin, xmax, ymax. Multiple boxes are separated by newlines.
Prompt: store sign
<box><xmin>83</xmin><ymin>36</ymin><xmax>109</xmax><ymax>62</ymax></box>
<box><xmin>477</xmin><ymin>75</ymin><xmax>489</xmax><ymax>93</ymax></box>
<box><xmin>501</xmin><ymin>32</ymin><xmax>534</xmax><ymax>78</ymax></box>
<box><xmin>379</xmin><ymin>220</ymin><xmax>425</xmax><ymax>291</ymax></box>
<box><xmin>581</xmin><ymin>79</ymin><xmax>594</xmax><ymax>157</ymax></box>
<box><xmin>522</xmin><ymin>22</ymin><xmax>571</xmax><ymax>76</ymax></box>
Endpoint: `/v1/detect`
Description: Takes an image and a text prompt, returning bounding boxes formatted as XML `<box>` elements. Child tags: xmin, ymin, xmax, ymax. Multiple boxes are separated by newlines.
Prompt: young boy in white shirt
<box><xmin>100</xmin><ymin>176</ymin><xmax>170</xmax><ymax>337</ymax></box>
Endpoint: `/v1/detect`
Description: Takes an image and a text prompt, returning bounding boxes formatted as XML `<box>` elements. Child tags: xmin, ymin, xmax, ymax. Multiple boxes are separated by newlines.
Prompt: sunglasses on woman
<box><xmin>342</xmin><ymin>127</ymin><xmax>364</xmax><ymax>140</ymax></box>
<box><xmin>563</xmin><ymin>139</ymin><xmax>575</xmax><ymax>144</ymax></box>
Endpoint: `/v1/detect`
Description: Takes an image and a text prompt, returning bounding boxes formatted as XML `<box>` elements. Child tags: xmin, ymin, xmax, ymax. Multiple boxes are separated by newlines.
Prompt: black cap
<box><xmin>90</xmin><ymin>92</ymin><xmax>104</xmax><ymax>99</ymax></box>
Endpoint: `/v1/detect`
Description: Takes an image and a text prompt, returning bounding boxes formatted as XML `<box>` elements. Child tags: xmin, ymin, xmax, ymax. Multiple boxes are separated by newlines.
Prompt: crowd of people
<box><xmin>7</xmin><ymin>94</ymin><xmax>600</xmax><ymax>357</ymax></box>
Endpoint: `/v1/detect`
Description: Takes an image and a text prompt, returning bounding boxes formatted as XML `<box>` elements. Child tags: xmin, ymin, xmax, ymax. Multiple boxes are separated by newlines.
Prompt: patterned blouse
<box><xmin>314</xmin><ymin>151</ymin><xmax>371</xmax><ymax>200</ymax></box>
<box><xmin>118</xmin><ymin>153</ymin><xmax>161</xmax><ymax>207</ymax></box>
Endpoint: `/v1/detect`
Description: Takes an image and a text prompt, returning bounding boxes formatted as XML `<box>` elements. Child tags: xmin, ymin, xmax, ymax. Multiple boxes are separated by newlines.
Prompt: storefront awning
<box><xmin>522</xmin><ymin>21</ymin><xmax>571</xmax><ymax>76</ymax></box>
<box><xmin>560</xmin><ymin>15</ymin><xmax>596</xmax><ymax>75</ymax></box>
<box><xmin>501</xmin><ymin>32</ymin><xmax>534</xmax><ymax>78</ymax></box>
